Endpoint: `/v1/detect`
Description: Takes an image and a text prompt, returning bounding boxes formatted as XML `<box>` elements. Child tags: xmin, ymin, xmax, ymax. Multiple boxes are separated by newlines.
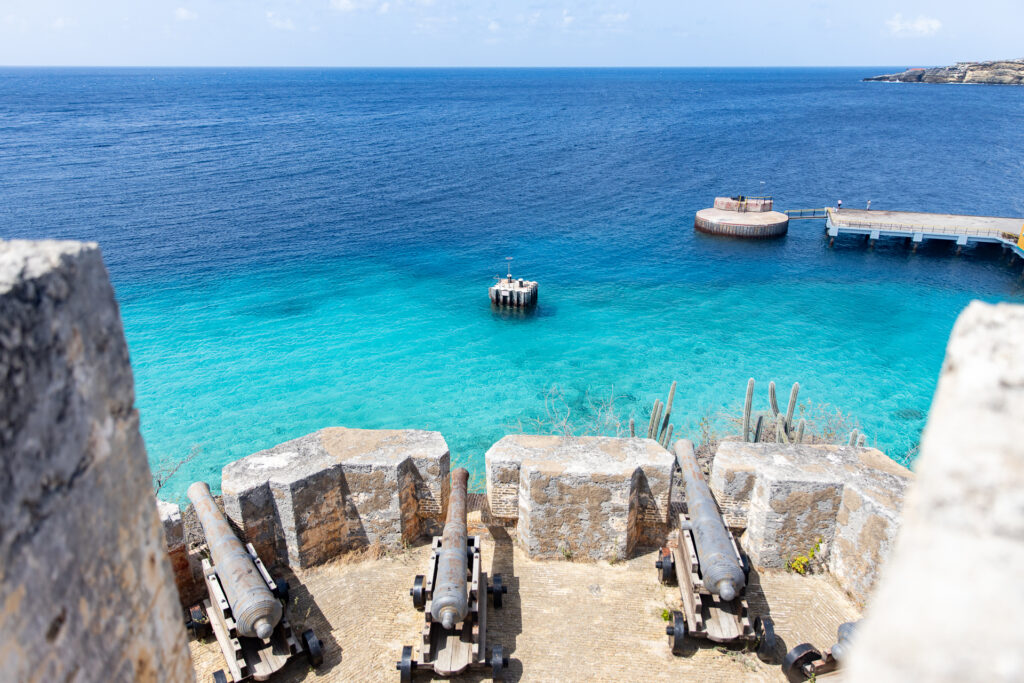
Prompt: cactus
<box><xmin>769</xmin><ymin>381</ymin><xmax>780</xmax><ymax>416</ymax></box>
<box><xmin>659</xmin><ymin>381</ymin><xmax>677</xmax><ymax>442</ymax></box>
<box><xmin>661</xmin><ymin>424</ymin><xmax>674</xmax><ymax>449</ymax></box>
<box><xmin>648</xmin><ymin>400</ymin><xmax>663</xmax><ymax>439</ymax></box>
<box><xmin>742</xmin><ymin>378</ymin><xmax>755</xmax><ymax>442</ymax></box>
<box><xmin>784</xmin><ymin>382</ymin><xmax>799</xmax><ymax>433</ymax></box>
<box><xmin>857</xmin><ymin>433</ymin><xmax>866</xmax><ymax>448</ymax></box>
<box><xmin>796</xmin><ymin>418</ymin><xmax>806</xmax><ymax>443</ymax></box>
<box><xmin>646</xmin><ymin>400</ymin><xmax>660</xmax><ymax>439</ymax></box>
<box><xmin>753</xmin><ymin>415</ymin><xmax>764</xmax><ymax>442</ymax></box>
<box><xmin>776</xmin><ymin>419</ymin><xmax>790</xmax><ymax>444</ymax></box>
<box><xmin>848</xmin><ymin>429</ymin><xmax>859</xmax><ymax>446</ymax></box>
<box><xmin>629</xmin><ymin>418</ymin><xmax>635</xmax><ymax>438</ymax></box>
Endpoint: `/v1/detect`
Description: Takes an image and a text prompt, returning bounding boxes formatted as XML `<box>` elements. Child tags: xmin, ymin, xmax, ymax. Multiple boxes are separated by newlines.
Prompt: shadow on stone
<box><xmin>275</xmin><ymin>565</ymin><xmax>342</xmax><ymax>676</ymax></box>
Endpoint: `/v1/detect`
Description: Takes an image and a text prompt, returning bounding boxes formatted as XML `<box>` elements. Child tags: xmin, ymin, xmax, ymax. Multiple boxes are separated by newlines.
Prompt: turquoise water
<box><xmin>4</xmin><ymin>68</ymin><xmax>1024</xmax><ymax>502</ymax></box>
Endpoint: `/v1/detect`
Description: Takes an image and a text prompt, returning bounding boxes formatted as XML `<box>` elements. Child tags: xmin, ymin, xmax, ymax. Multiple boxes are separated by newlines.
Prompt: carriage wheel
<box><xmin>754</xmin><ymin>615</ymin><xmax>777</xmax><ymax>663</ymax></box>
<box><xmin>410</xmin><ymin>575</ymin><xmax>426</xmax><ymax>610</ymax></box>
<box><xmin>491</xmin><ymin>644</ymin><xmax>509</xmax><ymax>681</ymax></box>
<box><xmin>302</xmin><ymin>629</ymin><xmax>324</xmax><ymax>668</ymax></box>
<box><xmin>665</xmin><ymin>611</ymin><xmax>688</xmax><ymax>656</ymax></box>
<box><xmin>490</xmin><ymin>574</ymin><xmax>506</xmax><ymax>609</ymax></box>
<box><xmin>783</xmin><ymin>643</ymin><xmax>822</xmax><ymax>681</ymax></box>
<box><xmin>396</xmin><ymin>645</ymin><xmax>417</xmax><ymax>683</ymax></box>
<box><xmin>654</xmin><ymin>548</ymin><xmax>676</xmax><ymax>585</ymax></box>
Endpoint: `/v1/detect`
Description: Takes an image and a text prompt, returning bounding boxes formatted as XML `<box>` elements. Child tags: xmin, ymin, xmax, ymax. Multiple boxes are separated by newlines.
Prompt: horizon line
<box><xmin>0</xmin><ymin>64</ymin><xmax>906</xmax><ymax>70</ymax></box>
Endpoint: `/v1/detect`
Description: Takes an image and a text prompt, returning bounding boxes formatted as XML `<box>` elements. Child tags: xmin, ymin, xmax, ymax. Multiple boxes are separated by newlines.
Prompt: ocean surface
<box><xmin>3</xmin><ymin>68</ymin><xmax>1024</xmax><ymax>502</ymax></box>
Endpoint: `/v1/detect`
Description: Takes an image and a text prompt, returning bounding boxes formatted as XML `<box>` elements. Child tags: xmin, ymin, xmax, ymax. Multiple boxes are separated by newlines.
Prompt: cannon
<box><xmin>783</xmin><ymin>620</ymin><xmax>860</xmax><ymax>680</ymax></box>
<box><xmin>187</xmin><ymin>481</ymin><xmax>323</xmax><ymax>682</ymax></box>
<box><xmin>655</xmin><ymin>440</ymin><xmax>776</xmax><ymax>661</ymax></box>
<box><xmin>397</xmin><ymin>468</ymin><xmax>509</xmax><ymax>682</ymax></box>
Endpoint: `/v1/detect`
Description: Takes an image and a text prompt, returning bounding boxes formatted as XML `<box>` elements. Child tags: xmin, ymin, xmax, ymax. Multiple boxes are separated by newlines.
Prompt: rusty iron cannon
<box><xmin>187</xmin><ymin>481</ymin><xmax>323</xmax><ymax>682</ymax></box>
<box><xmin>655</xmin><ymin>440</ymin><xmax>777</xmax><ymax>661</ymax></box>
<box><xmin>397</xmin><ymin>468</ymin><xmax>509</xmax><ymax>682</ymax></box>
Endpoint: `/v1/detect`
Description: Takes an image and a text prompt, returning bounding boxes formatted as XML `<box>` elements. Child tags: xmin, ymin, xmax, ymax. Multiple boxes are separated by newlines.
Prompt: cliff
<box><xmin>864</xmin><ymin>58</ymin><xmax>1024</xmax><ymax>85</ymax></box>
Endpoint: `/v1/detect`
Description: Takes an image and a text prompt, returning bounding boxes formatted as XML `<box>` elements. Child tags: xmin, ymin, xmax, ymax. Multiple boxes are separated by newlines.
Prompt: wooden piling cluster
<box><xmin>489</xmin><ymin>276</ymin><xmax>538</xmax><ymax>308</ymax></box>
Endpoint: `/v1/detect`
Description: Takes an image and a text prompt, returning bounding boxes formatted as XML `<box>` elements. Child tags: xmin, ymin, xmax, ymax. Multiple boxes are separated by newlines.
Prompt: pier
<box><xmin>823</xmin><ymin>208</ymin><xmax>1024</xmax><ymax>256</ymax></box>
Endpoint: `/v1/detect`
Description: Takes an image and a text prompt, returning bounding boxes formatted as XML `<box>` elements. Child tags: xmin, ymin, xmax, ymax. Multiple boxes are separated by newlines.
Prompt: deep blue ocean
<box><xmin>3</xmin><ymin>68</ymin><xmax>1024</xmax><ymax>502</ymax></box>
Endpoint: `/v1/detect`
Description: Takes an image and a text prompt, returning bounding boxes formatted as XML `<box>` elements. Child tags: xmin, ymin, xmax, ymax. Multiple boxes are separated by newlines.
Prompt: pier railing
<box><xmin>829</xmin><ymin>217</ymin><xmax>1009</xmax><ymax>238</ymax></box>
<box><xmin>785</xmin><ymin>208</ymin><xmax>828</xmax><ymax>220</ymax></box>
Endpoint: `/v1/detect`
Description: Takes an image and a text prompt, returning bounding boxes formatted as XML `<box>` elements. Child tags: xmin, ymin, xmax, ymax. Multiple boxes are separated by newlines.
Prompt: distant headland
<box><xmin>864</xmin><ymin>58</ymin><xmax>1024</xmax><ymax>85</ymax></box>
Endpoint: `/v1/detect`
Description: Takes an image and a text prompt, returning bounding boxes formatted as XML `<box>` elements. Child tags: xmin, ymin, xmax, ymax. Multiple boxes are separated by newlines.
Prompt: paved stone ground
<box><xmin>190</xmin><ymin>522</ymin><xmax>859</xmax><ymax>682</ymax></box>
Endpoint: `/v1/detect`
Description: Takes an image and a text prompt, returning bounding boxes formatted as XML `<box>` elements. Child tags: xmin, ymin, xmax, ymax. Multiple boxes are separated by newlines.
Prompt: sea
<box><xmin>3</xmin><ymin>67</ymin><xmax>1023</xmax><ymax>503</ymax></box>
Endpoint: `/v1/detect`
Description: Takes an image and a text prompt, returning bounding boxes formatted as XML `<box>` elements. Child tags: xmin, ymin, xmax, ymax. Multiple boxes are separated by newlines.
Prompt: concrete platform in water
<box><xmin>695</xmin><ymin>196</ymin><xmax>790</xmax><ymax>238</ymax></box>
<box><xmin>825</xmin><ymin>208</ymin><xmax>1024</xmax><ymax>256</ymax></box>
<box><xmin>489</xmin><ymin>275</ymin><xmax>538</xmax><ymax>308</ymax></box>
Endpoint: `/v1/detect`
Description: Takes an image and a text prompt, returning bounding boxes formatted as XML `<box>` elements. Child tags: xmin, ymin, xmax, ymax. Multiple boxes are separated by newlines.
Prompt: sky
<box><xmin>1</xmin><ymin>0</ymin><xmax>1022</xmax><ymax>67</ymax></box>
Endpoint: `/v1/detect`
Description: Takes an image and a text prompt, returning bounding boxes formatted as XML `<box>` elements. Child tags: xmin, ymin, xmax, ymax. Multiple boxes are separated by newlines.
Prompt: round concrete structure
<box><xmin>694</xmin><ymin>196</ymin><xmax>789</xmax><ymax>238</ymax></box>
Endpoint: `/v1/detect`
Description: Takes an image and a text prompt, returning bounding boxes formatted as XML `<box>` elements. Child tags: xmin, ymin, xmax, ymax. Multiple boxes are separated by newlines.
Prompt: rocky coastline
<box><xmin>864</xmin><ymin>58</ymin><xmax>1024</xmax><ymax>85</ymax></box>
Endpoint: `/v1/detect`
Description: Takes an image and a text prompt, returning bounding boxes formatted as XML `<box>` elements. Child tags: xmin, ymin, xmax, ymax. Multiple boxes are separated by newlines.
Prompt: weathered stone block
<box><xmin>222</xmin><ymin>427</ymin><xmax>449</xmax><ymax>569</ymax></box>
<box><xmin>159</xmin><ymin>499</ymin><xmax>204</xmax><ymax>606</ymax></box>
<box><xmin>0</xmin><ymin>240</ymin><xmax>193</xmax><ymax>682</ymax></box>
<box><xmin>484</xmin><ymin>435</ymin><xmax>674</xmax><ymax>561</ymax></box>
<box><xmin>849</xmin><ymin>302</ymin><xmax>1024</xmax><ymax>682</ymax></box>
<box><xmin>711</xmin><ymin>441</ymin><xmax>912</xmax><ymax>605</ymax></box>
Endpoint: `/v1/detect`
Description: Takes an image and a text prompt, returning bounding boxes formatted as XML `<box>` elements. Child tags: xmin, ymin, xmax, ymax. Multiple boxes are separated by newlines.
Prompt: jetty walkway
<box><xmin>821</xmin><ymin>208</ymin><xmax>1024</xmax><ymax>256</ymax></box>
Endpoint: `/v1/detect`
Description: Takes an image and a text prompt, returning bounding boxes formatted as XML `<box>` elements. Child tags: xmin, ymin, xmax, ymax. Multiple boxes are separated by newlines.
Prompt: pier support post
<box><xmin>828</xmin><ymin>237</ymin><xmax>835</xmax><ymax>248</ymax></box>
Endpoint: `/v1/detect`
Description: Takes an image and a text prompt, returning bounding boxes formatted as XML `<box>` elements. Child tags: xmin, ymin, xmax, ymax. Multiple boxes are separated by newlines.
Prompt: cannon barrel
<box><xmin>830</xmin><ymin>621</ymin><xmax>859</xmax><ymax>663</ymax></box>
<box><xmin>187</xmin><ymin>481</ymin><xmax>282</xmax><ymax>639</ymax></box>
<box><xmin>674</xmin><ymin>440</ymin><xmax>746</xmax><ymax>600</ymax></box>
<box><xmin>430</xmin><ymin>468</ymin><xmax>470</xmax><ymax>630</ymax></box>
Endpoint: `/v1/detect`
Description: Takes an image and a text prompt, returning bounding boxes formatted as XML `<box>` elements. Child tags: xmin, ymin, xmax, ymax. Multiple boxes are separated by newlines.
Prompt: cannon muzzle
<box><xmin>188</xmin><ymin>481</ymin><xmax>282</xmax><ymax>639</ymax></box>
<box><xmin>674</xmin><ymin>440</ymin><xmax>746</xmax><ymax>600</ymax></box>
<box><xmin>430</xmin><ymin>468</ymin><xmax>470</xmax><ymax>630</ymax></box>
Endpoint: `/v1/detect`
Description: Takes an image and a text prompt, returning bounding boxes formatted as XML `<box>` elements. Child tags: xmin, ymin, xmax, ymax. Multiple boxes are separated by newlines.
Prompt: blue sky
<box><xmin>1</xmin><ymin>0</ymin><xmax>1022</xmax><ymax>67</ymax></box>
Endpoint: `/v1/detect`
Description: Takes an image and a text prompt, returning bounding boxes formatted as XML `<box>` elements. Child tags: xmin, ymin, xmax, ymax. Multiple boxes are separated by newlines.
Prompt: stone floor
<box><xmin>189</xmin><ymin>525</ymin><xmax>859</xmax><ymax>683</ymax></box>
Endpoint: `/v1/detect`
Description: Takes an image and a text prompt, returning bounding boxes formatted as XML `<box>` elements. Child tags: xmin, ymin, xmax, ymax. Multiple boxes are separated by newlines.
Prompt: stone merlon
<box><xmin>710</xmin><ymin>441</ymin><xmax>913</xmax><ymax>607</ymax></box>
<box><xmin>485</xmin><ymin>435</ymin><xmax>674</xmax><ymax>561</ymax></box>
<box><xmin>220</xmin><ymin>427</ymin><xmax>450</xmax><ymax>569</ymax></box>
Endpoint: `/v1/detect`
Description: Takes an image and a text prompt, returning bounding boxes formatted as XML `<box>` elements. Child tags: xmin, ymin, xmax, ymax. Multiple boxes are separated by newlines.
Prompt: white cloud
<box><xmin>488</xmin><ymin>20</ymin><xmax>500</xmax><ymax>33</ymax></box>
<box><xmin>562</xmin><ymin>8</ymin><xmax>574</xmax><ymax>26</ymax></box>
<box><xmin>600</xmin><ymin>12</ymin><xmax>630</xmax><ymax>24</ymax></box>
<box><xmin>266</xmin><ymin>11</ymin><xmax>296</xmax><ymax>30</ymax></box>
<box><xmin>51</xmin><ymin>16</ymin><xmax>74</xmax><ymax>30</ymax></box>
<box><xmin>331</xmin><ymin>0</ymin><xmax>389</xmax><ymax>12</ymax></box>
<box><xmin>174</xmin><ymin>8</ymin><xmax>198</xmax><ymax>22</ymax></box>
<box><xmin>885</xmin><ymin>13</ymin><xmax>941</xmax><ymax>37</ymax></box>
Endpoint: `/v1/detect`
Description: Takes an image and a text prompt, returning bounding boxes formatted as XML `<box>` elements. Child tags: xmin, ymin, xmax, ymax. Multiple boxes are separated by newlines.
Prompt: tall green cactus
<box><xmin>629</xmin><ymin>418</ymin><xmax>635</xmax><ymax>438</ymax></box>
<box><xmin>848</xmin><ymin>428</ymin><xmax>859</xmax><ymax>446</ymax></box>
<box><xmin>648</xmin><ymin>400</ymin><xmax>663</xmax><ymax>439</ymax></box>
<box><xmin>776</xmin><ymin>419</ymin><xmax>790</xmax><ymax>444</ymax></box>
<box><xmin>796</xmin><ymin>418</ymin><xmax>806</xmax><ymax>443</ymax></box>
<box><xmin>659</xmin><ymin>381</ymin><xmax>677</xmax><ymax>443</ymax></box>
<box><xmin>753</xmin><ymin>415</ymin><xmax>765</xmax><ymax>442</ymax></box>
<box><xmin>646</xmin><ymin>399</ymin><xmax>660</xmax><ymax>438</ymax></box>
<box><xmin>769</xmin><ymin>381</ymin><xmax>780</xmax><ymax>416</ymax></box>
<box><xmin>661</xmin><ymin>424</ymin><xmax>674</xmax><ymax>449</ymax></box>
<box><xmin>857</xmin><ymin>433</ymin><xmax>866</xmax><ymax>448</ymax></box>
<box><xmin>742</xmin><ymin>378</ymin><xmax>754</xmax><ymax>442</ymax></box>
<box><xmin>785</xmin><ymin>382</ymin><xmax>799</xmax><ymax>432</ymax></box>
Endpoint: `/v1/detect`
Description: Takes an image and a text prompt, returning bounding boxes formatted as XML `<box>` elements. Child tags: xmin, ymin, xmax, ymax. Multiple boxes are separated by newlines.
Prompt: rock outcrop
<box><xmin>865</xmin><ymin>59</ymin><xmax>1024</xmax><ymax>85</ymax></box>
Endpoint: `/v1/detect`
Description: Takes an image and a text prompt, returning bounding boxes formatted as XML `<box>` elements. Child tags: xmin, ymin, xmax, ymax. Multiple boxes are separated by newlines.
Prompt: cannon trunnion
<box><xmin>397</xmin><ymin>468</ymin><xmax>509</xmax><ymax>682</ymax></box>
